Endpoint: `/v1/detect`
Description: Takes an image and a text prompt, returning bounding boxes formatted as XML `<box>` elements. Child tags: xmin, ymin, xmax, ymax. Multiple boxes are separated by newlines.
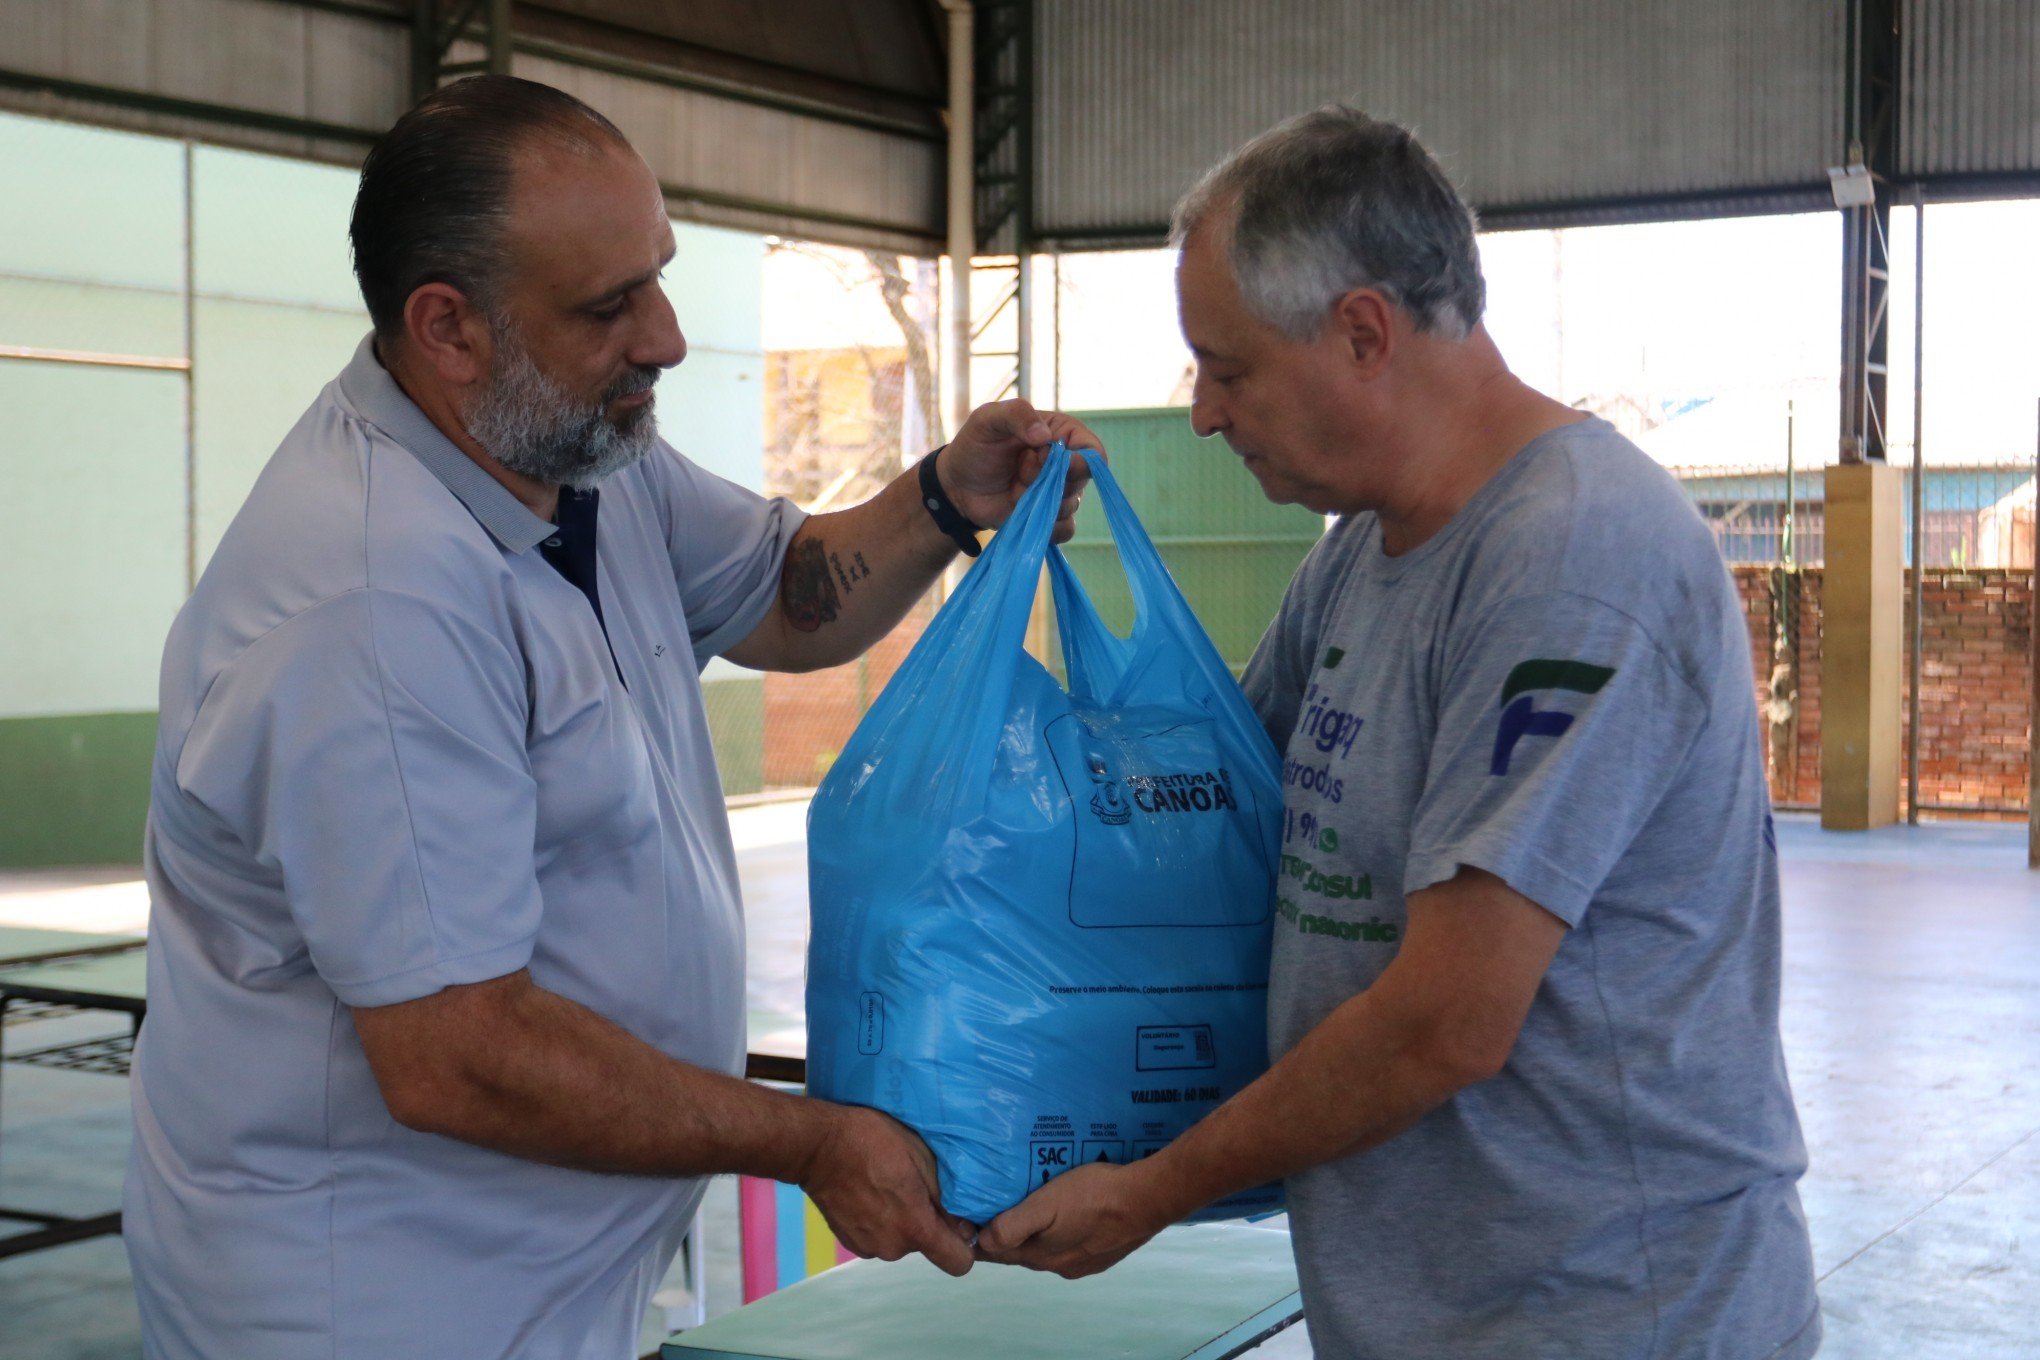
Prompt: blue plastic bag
<box><xmin>806</xmin><ymin>443</ymin><xmax>1283</xmax><ymax>1225</ymax></box>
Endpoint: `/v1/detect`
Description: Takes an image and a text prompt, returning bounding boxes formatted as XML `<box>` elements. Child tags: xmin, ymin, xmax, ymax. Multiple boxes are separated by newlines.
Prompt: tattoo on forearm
<box><xmin>782</xmin><ymin>538</ymin><xmax>842</xmax><ymax>632</ymax></box>
<box><xmin>829</xmin><ymin>550</ymin><xmax>871</xmax><ymax>595</ymax></box>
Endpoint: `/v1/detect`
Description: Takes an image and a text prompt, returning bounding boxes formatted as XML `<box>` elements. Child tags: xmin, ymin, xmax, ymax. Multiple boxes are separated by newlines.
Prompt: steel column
<box><xmin>1837</xmin><ymin>0</ymin><xmax>1900</xmax><ymax>465</ymax></box>
<box><xmin>1907</xmin><ymin>191</ymin><xmax>1925</xmax><ymax>824</ymax></box>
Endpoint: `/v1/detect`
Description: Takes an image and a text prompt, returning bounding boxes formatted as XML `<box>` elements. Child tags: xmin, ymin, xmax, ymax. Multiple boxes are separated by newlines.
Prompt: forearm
<box><xmin>746</xmin><ymin>467</ymin><xmax>957</xmax><ymax>672</ymax></box>
<box><xmin>1135</xmin><ymin>872</ymin><xmax>1561</xmax><ymax>1222</ymax></box>
<box><xmin>374</xmin><ymin>978</ymin><xmax>828</xmax><ymax>1182</ymax></box>
<box><xmin>977</xmin><ymin>872</ymin><xmax>1562</xmax><ymax>1276</ymax></box>
<box><xmin>1136</xmin><ymin>986</ymin><xmax>1476</xmax><ymax>1222</ymax></box>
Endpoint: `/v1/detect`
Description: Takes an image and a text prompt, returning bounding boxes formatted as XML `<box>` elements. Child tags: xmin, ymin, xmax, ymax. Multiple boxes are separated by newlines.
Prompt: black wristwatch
<box><xmin>918</xmin><ymin>445</ymin><xmax>984</xmax><ymax>557</ymax></box>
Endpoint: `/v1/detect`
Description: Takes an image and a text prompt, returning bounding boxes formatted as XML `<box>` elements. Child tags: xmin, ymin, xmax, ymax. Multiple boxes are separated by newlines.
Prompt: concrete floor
<box><xmin>1</xmin><ymin>809</ymin><xmax>2035</xmax><ymax>1358</ymax></box>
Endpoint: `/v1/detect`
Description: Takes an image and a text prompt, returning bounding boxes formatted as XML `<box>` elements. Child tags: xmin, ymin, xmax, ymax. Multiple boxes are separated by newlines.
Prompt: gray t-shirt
<box><xmin>1242</xmin><ymin>417</ymin><xmax>1820</xmax><ymax>1360</ymax></box>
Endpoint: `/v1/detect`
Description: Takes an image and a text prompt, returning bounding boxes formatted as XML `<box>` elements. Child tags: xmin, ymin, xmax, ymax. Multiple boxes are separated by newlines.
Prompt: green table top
<box><xmin>662</xmin><ymin>1222</ymin><xmax>1302</xmax><ymax>1360</ymax></box>
<box><xmin>0</xmin><ymin>948</ymin><xmax>149</xmax><ymax>1007</ymax></box>
<box><xmin>0</xmin><ymin>926</ymin><xmax>143</xmax><ymax>968</ymax></box>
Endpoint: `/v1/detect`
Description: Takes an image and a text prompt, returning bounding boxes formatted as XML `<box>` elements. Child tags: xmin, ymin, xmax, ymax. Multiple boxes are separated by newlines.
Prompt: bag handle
<box><xmin>826</xmin><ymin>442</ymin><xmax>1074</xmax><ymax>816</ymax></box>
<box><xmin>1047</xmin><ymin>449</ymin><xmax>1235</xmax><ymax>709</ymax></box>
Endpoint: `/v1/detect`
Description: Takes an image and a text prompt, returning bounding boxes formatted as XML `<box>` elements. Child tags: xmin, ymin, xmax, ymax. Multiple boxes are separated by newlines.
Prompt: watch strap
<box><xmin>918</xmin><ymin>445</ymin><xmax>984</xmax><ymax>557</ymax></box>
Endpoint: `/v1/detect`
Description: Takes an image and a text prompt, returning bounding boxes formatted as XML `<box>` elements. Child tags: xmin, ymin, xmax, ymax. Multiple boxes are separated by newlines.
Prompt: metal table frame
<box><xmin>0</xmin><ymin>938</ymin><xmax>800</xmax><ymax>1263</ymax></box>
<box><xmin>0</xmin><ymin>949</ymin><xmax>147</xmax><ymax>1258</ymax></box>
<box><xmin>0</xmin><ymin>928</ymin><xmax>143</xmax><ymax>970</ymax></box>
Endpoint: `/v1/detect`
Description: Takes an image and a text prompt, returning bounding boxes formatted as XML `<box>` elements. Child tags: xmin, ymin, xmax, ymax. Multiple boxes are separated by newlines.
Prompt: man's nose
<box><xmin>636</xmin><ymin>287</ymin><xmax>688</xmax><ymax>370</ymax></box>
<box><xmin>1189</xmin><ymin>395</ymin><xmax>1226</xmax><ymax>439</ymax></box>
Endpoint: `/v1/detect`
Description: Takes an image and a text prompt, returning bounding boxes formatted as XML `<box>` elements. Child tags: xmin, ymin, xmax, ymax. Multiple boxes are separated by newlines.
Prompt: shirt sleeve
<box><xmin>643</xmin><ymin>443</ymin><xmax>808</xmax><ymax>668</ymax></box>
<box><xmin>1403</xmin><ymin>589</ymin><xmax>1709</xmax><ymax>926</ymax></box>
<box><xmin>173</xmin><ymin>588</ymin><xmax>542</xmax><ymax>1009</ymax></box>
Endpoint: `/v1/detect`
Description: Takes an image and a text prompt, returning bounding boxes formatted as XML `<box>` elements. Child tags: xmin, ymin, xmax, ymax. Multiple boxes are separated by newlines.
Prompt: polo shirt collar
<box><xmin>337</xmin><ymin>333</ymin><xmax>557</xmax><ymax>554</ymax></box>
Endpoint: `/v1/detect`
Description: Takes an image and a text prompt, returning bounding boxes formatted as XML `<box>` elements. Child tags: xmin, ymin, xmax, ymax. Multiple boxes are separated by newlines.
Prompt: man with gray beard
<box><xmin>129</xmin><ymin>76</ymin><xmax>1096</xmax><ymax>1360</ymax></box>
<box><xmin>467</xmin><ymin>314</ymin><xmax>665</xmax><ymax>490</ymax></box>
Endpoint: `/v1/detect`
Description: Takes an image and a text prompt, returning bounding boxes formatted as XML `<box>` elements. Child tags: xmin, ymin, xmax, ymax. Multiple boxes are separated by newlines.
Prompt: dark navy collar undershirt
<box><xmin>538</xmin><ymin>485</ymin><xmax>625</xmax><ymax>683</ymax></box>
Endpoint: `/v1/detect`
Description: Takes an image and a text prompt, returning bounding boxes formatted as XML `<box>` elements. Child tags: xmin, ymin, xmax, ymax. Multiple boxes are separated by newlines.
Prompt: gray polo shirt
<box><xmin>127</xmin><ymin>335</ymin><xmax>803</xmax><ymax>1360</ymax></box>
<box><xmin>1243</xmin><ymin>418</ymin><xmax>1819</xmax><ymax>1359</ymax></box>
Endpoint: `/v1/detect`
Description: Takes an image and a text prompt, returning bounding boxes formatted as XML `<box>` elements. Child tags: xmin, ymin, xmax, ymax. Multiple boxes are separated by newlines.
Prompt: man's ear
<box><xmin>1330</xmin><ymin>287</ymin><xmax>1395</xmax><ymax>379</ymax></box>
<box><xmin>400</xmin><ymin>283</ymin><xmax>493</xmax><ymax>388</ymax></box>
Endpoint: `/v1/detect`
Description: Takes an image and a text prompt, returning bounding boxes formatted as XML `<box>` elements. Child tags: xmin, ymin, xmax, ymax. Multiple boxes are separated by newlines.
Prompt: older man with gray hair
<box><xmin>979</xmin><ymin>107</ymin><xmax>1821</xmax><ymax>1359</ymax></box>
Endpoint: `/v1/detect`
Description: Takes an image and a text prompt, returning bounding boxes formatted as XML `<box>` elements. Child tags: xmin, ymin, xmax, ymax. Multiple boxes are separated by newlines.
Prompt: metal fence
<box><xmin>704</xmin><ymin>244</ymin><xmax>942</xmax><ymax>800</ymax></box>
<box><xmin>1676</xmin><ymin>462</ymin><xmax>2037</xmax><ymax>568</ymax></box>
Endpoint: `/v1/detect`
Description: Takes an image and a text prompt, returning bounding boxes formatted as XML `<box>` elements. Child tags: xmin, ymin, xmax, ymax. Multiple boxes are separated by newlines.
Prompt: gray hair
<box><xmin>1170</xmin><ymin>106</ymin><xmax>1485</xmax><ymax>341</ymax></box>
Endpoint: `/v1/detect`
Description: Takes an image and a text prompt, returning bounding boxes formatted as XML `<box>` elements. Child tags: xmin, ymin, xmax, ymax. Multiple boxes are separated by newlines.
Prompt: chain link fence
<box><xmin>1678</xmin><ymin>464</ymin><xmax>2036</xmax><ymax>570</ymax></box>
<box><xmin>705</xmin><ymin>244</ymin><xmax>943</xmax><ymax>801</ymax></box>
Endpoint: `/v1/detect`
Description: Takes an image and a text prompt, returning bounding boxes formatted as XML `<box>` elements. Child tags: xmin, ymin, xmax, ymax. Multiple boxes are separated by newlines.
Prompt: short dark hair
<box><xmin>349</xmin><ymin>75</ymin><xmax>629</xmax><ymax>338</ymax></box>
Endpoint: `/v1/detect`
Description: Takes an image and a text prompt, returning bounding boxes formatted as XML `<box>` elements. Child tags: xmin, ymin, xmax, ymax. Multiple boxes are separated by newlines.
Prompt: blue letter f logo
<box><xmin>1490</xmin><ymin>660</ymin><xmax>1616</xmax><ymax>776</ymax></box>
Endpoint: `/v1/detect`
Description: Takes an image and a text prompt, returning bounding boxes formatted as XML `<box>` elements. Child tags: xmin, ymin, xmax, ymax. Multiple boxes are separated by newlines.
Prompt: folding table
<box><xmin>660</xmin><ymin>1221</ymin><xmax>1303</xmax><ymax>1360</ymax></box>
<box><xmin>0</xmin><ymin>945</ymin><xmax>801</xmax><ymax>1264</ymax></box>
<box><xmin>0</xmin><ymin>948</ymin><xmax>148</xmax><ymax>1257</ymax></box>
<box><xmin>0</xmin><ymin>925</ymin><xmax>142</xmax><ymax>971</ymax></box>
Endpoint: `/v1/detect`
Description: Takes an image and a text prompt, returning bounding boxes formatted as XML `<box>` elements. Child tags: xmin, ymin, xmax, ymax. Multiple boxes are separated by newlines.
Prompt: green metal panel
<box><xmin>703</xmin><ymin>676</ymin><xmax>766</xmax><ymax>796</ymax></box>
<box><xmin>0</xmin><ymin>123</ymin><xmax>781</xmax><ymax>874</ymax></box>
<box><xmin>663</xmin><ymin>347</ymin><xmax>767</xmax><ymax>490</ymax></box>
<box><xmin>0</xmin><ymin>711</ymin><xmax>157</xmax><ymax>867</ymax></box>
<box><xmin>1060</xmin><ymin>407</ymin><xmax>1323</xmax><ymax>671</ymax></box>
<box><xmin>669</xmin><ymin>222</ymin><xmax>766</xmax><ymax>358</ymax></box>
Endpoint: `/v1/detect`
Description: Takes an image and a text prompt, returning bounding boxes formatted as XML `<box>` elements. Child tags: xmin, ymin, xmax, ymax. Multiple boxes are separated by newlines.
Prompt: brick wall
<box><xmin>1731</xmin><ymin>566</ymin><xmax>2032</xmax><ymax>815</ymax></box>
<box><xmin>758</xmin><ymin>569</ymin><xmax>2032</xmax><ymax>812</ymax></box>
<box><xmin>760</xmin><ymin>602</ymin><xmax>933</xmax><ymax>789</ymax></box>
<box><xmin>1916</xmin><ymin>571</ymin><xmax>2033</xmax><ymax>811</ymax></box>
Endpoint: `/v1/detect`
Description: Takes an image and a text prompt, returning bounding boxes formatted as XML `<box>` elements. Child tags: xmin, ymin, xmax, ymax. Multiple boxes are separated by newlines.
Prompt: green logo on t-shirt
<box><xmin>1499</xmin><ymin>659</ymin><xmax>1615</xmax><ymax>706</ymax></box>
<box><xmin>1491</xmin><ymin>659</ymin><xmax>1617</xmax><ymax>776</ymax></box>
<box><xmin>1322</xmin><ymin>646</ymin><xmax>1345</xmax><ymax>670</ymax></box>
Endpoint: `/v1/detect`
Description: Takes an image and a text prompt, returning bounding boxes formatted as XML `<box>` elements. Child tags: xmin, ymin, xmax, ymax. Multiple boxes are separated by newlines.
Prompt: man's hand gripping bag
<box><xmin>806</xmin><ymin>444</ymin><xmax>1283</xmax><ymax>1225</ymax></box>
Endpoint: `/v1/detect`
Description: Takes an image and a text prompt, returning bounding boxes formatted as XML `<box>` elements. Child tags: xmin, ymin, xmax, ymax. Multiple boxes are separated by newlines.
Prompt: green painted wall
<box><xmin>1060</xmin><ymin>407</ymin><xmax>1324</xmax><ymax>672</ymax></box>
<box><xmin>702</xmin><ymin>676</ymin><xmax>766</xmax><ymax>797</ymax></box>
<box><xmin>0</xmin><ymin>684</ymin><xmax>771</xmax><ymax>864</ymax></box>
<box><xmin>0</xmin><ymin>712</ymin><xmax>157</xmax><ymax>867</ymax></box>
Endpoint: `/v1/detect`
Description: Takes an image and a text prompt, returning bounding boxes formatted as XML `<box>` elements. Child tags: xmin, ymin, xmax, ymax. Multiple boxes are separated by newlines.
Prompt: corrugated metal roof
<box><xmin>530</xmin><ymin>0</ymin><xmax>945</xmax><ymax>105</ymax></box>
<box><xmin>1034</xmin><ymin>0</ymin><xmax>1849</xmax><ymax>246</ymax></box>
<box><xmin>0</xmin><ymin>0</ymin><xmax>407</xmax><ymax>165</ymax></box>
<box><xmin>1901</xmin><ymin>0</ymin><xmax>2040</xmax><ymax>186</ymax></box>
<box><xmin>510</xmin><ymin>47</ymin><xmax>941</xmax><ymax>252</ymax></box>
<box><xmin>0</xmin><ymin>0</ymin><xmax>944</xmax><ymax>252</ymax></box>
